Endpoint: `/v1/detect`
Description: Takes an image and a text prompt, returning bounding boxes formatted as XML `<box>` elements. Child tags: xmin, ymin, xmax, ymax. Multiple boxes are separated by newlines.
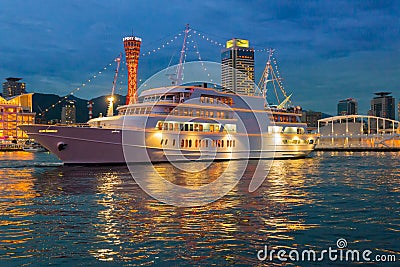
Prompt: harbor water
<box><xmin>0</xmin><ymin>151</ymin><xmax>399</xmax><ymax>266</ymax></box>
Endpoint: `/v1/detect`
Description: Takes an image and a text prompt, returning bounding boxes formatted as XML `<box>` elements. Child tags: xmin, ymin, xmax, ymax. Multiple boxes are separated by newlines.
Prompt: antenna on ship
<box><xmin>107</xmin><ymin>53</ymin><xmax>122</xmax><ymax>117</ymax></box>
<box><xmin>171</xmin><ymin>24</ymin><xmax>190</xmax><ymax>85</ymax></box>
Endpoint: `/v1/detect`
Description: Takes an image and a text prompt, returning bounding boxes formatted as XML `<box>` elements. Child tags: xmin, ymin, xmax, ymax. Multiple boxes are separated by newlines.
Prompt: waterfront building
<box><xmin>221</xmin><ymin>38</ymin><xmax>255</xmax><ymax>95</ymax></box>
<box><xmin>2</xmin><ymin>77</ymin><xmax>26</xmax><ymax>98</ymax></box>
<box><xmin>337</xmin><ymin>98</ymin><xmax>358</xmax><ymax>115</ymax></box>
<box><xmin>0</xmin><ymin>93</ymin><xmax>35</xmax><ymax>140</ymax></box>
<box><xmin>398</xmin><ymin>102</ymin><xmax>400</xmax><ymax>121</ymax></box>
<box><xmin>301</xmin><ymin>110</ymin><xmax>322</xmax><ymax>130</ymax></box>
<box><xmin>61</xmin><ymin>100</ymin><xmax>76</xmax><ymax>124</ymax></box>
<box><xmin>369</xmin><ymin>92</ymin><xmax>395</xmax><ymax>120</ymax></box>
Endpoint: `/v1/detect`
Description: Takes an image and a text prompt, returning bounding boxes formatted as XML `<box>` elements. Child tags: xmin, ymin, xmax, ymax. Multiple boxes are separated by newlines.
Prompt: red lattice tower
<box><xmin>123</xmin><ymin>36</ymin><xmax>142</xmax><ymax>105</ymax></box>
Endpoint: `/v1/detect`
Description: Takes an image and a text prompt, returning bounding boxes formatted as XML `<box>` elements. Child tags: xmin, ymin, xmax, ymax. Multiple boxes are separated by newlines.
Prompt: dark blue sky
<box><xmin>1</xmin><ymin>0</ymin><xmax>399</xmax><ymax>115</ymax></box>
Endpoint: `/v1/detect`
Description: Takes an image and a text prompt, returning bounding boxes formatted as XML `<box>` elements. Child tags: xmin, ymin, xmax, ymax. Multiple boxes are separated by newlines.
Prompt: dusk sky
<box><xmin>1</xmin><ymin>0</ymin><xmax>399</xmax><ymax>115</ymax></box>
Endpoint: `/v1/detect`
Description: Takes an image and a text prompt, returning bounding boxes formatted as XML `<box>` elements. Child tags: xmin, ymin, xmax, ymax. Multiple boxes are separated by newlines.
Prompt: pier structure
<box><xmin>316</xmin><ymin>115</ymin><xmax>400</xmax><ymax>150</ymax></box>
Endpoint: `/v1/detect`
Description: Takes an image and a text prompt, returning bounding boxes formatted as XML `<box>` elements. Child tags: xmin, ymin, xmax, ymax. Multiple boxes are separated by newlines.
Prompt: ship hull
<box><xmin>19</xmin><ymin>125</ymin><xmax>316</xmax><ymax>164</ymax></box>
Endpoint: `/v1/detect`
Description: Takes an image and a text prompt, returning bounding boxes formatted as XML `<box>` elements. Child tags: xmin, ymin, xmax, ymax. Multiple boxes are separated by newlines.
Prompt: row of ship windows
<box><xmin>273</xmin><ymin>115</ymin><xmax>299</xmax><ymax>123</ymax></box>
<box><xmin>165</xmin><ymin>108</ymin><xmax>234</xmax><ymax>119</ymax></box>
<box><xmin>123</xmin><ymin>107</ymin><xmax>235</xmax><ymax>119</ymax></box>
<box><xmin>157</xmin><ymin>121</ymin><xmax>237</xmax><ymax>133</ymax></box>
<box><xmin>282</xmin><ymin>139</ymin><xmax>314</xmax><ymax>145</ymax></box>
<box><xmin>199</xmin><ymin>95</ymin><xmax>233</xmax><ymax>106</ymax></box>
<box><xmin>160</xmin><ymin>138</ymin><xmax>236</xmax><ymax>148</ymax></box>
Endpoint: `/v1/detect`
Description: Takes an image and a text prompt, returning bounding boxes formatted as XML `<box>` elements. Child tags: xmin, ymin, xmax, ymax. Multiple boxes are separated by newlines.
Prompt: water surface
<box><xmin>0</xmin><ymin>151</ymin><xmax>399</xmax><ymax>266</ymax></box>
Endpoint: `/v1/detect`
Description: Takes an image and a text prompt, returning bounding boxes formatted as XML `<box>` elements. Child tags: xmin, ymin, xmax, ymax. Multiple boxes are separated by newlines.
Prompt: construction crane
<box><xmin>107</xmin><ymin>53</ymin><xmax>122</xmax><ymax>117</ymax></box>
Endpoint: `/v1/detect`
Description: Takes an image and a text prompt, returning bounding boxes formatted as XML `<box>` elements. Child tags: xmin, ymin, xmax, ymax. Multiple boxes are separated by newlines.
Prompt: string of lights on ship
<box><xmin>38</xmin><ymin>27</ymin><xmax>285</xmax><ymax>118</ymax></box>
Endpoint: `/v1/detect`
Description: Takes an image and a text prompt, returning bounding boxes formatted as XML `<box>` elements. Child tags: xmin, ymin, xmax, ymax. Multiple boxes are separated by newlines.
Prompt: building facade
<box><xmin>369</xmin><ymin>92</ymin><xmax>395</xmax><ymax>120</ymax></box>
<box><xmin>221</xmin><ymin>38</ymin><xmax>255</xmax><ymax>95</ymax></box>
<box><xmin>2</xmin><ymin>77</ymin><xmax>26</xmax><ymax>98</ymax></box>
<box><xmin>301</xmin><ymin>110</ymin><xmax>322</xmax><ymax>129</ymax></box>
<box><xmin>398</xmin><ymin>102</ymin><xmax>400</xmax><ymax>121</ymax></box>
<box><xmin>61</xmin><ymin>100</ymin><xmax>76</xmax><ymax>124</ymax></box>
<box><xmin>0</xmin><ymin>93</ymin><xmax>35</xmax><ymax>140</ymax></box>
<box><xmin>337</xmin><ymin>98</ymin><xmax>358</xmax><ymax>115</ymax></box>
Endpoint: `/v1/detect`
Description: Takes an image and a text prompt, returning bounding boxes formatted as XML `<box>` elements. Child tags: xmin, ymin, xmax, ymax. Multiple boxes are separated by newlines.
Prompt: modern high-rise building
<box><xmin>0</xmin><ymin>93</ymin><xmax>35</xmax><ymax>139</ymax></box>
<box><xmin>221</xmin><ymin>38</ymin><xmax>255</xmax><ymax>95</ymax></box>
<box><xmin>337</xmin><ymin>98</ymin><xmax>358</xmax><ymax>116</ymax></box>
<box><xmin>2</xmin><ymin>77</ymin><xmax>26</xmax><ymax>98</ymax></box>
<box><xmin>61</xmin><ymin>100</ymin><xmax>76</xmax><ymax>124</ymax></box>
<box><xmin>369</xmin><ymin>92</ymin><xmax>395</xmax><ymax>120</ymax></box>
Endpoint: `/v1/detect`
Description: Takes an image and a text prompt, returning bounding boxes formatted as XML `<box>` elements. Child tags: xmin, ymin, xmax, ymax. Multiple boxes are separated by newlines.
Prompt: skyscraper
<box><xmin>337</xmin><ymin>98</ymin><xmax>358</xmax><ymax>115</ymax></box>
<box><xmin>370</xmin><ymin>92</ymin><xmax>395</xmax><ymax>119</ymax></box>
<box><xmin>221</xmin><ymin>38</ymin><xmax>255</xmax><ymax>95</ymax></box>
<box><xmin>2</xmin><ymin>77</ymin><xmax>26</xmax><ymax>98</ymax></box>
<box><xmin>61</xmin><ymin>100</ymin><xmax>76</xmax><ymax>124</ymax></box>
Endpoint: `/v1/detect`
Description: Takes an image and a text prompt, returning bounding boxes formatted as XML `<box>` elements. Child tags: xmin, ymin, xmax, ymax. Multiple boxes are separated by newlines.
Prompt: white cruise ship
<box><xmin>20</xmin><ymin>84</ymin><xmax>317</xmax><ymax>164</ymax></box>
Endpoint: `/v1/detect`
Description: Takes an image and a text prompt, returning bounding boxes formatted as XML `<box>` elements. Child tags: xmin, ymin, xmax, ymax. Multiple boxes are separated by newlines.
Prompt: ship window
<box><xmin>194</xmin><ymin>124</ymin><xmax>199</xmax><ymax>131</ymax></box>
<box><xmin>221</xmin><ymin>140</ymin><xmax>224</xmax><ymax>147</ymax></box>
<box><xmin>210</xmin><ymin>125</ymin><xmax>214</xmax><ymax>132</ymax></box>
<box><xmin>174</xmin><ymin>123</ymin><xmax>179</xmax><ymax>131</ymax></box>
<box><xmin>158</xmin><ymin>122</ymin><xmax>163</xmax><ymax>130</ymax></box>
<box><xmin>196</xmin><ymin>110</ymin><xmax>200</xmax><ymax>117</ymax></box>
<box><xmin>195</xmin><ymin>139</ymin><xmax>198</xmax><ymax>148</ymax></box>
<box><xmin>188</xmin><ymin>140</ymin><xmax>192</xmax><ymax>148</ymax></box>
<box><xmin>160</xmin><ymin>139</ymin><xmax>164</xmax><ymax>145</ymax></box>
<box><xmin>215</xmin><ymin>125</ymin><xmax>220</xmax><ymax>132</ymax></box>
<box><xmin>181</xmin><ymin>139</ymin><xmax>184</xmax><ymax>147</ymax></box>
<box><xmin>209</xmin><ymin>98</ymin><xmax>214</xmax><ymax>104</ymax></box>
<box><xmin>173</xmin><ymin>139</ymin><xmax>176</xmax><ymax>146</ymax></box>
<box><xmin>200</xmin><ymin>96</ymin><xmax>205</xmax><ymax>103</ymax></box>
<box><xmin>200</xmin><ymin>110</ymin><xmax>204</xmax><ymax>117</ymax></box>
<box><xmin>233</xmin><ymin>140</ymin><xmax>236</xmax><ymax>147</ymax></box>
<box><xmin>180</xmin><ymin>123</ymin><xmax>184</xmax><ymax>131</ymax></box>
<box><xmin>184</xmin><ymin>124</ymin><xmax>189</xmax><ymax>131</ymax></box>
<box><xmin>189</xmin><ymin>124</ymin><xmax>193</xmax><ymax>131</ymax></box>
<box><xmin>169</xmin><ymin>123</ymin><xmax>173</xmax><ymax>130</ymax></box>
<box><xmin>185</xmin><ymin>139</ymin><xmax>189</xmax><ymax>147</ymax></box>
<box><xmin>199</xmin><ymin>124</ymin><xmax>203</xmax><ymax>131</ymax></box>
<box><xmin>205</xmin><ymin>111</ymin><xmax>209</xmax><ymax>117</ymax></box>
<box><xmin>184</xmin><ymin>109</ymin><xmax>188</xmax><ymax>116</ymax></box>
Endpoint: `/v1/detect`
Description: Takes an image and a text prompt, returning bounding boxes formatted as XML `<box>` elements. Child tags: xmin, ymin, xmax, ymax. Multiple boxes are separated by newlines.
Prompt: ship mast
<box><xmin>174</xmin><ymin>24</ymin><xmax>190</xmax><ymax>85</ymax></box>
<box><xmin>258</xmin><ymin>49</ymin><xmax>291</xmax><ymax>108</ymax></box>
<box><xmin>107</xmin><ymin>53</ymin><xmax>122</xmax><ymax>117</ymax></box>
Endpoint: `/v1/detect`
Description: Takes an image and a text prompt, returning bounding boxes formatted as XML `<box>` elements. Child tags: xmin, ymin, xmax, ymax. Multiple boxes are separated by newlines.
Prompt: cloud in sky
<box><xmin>0</xmin><ymin>0</ymin><xmax>399</xmax><ymax>115</ymax></box>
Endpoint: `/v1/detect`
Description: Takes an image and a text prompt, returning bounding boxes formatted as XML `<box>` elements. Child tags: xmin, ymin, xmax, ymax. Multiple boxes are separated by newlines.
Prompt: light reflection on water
<box><xmin>0</xmin><ymin>151</ymin><xmax>399</xmax><ymax>266</ymax></box>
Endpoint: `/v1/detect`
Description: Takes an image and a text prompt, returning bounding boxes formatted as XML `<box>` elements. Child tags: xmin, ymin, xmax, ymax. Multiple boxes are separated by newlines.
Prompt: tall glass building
<box><xmin>221</xmin><ymin>38</ymin><xmax>255</xmax><ymax>95</ymax></box>
<box><xmin>370</xmin><ymin>92</ymin><xmax>395</xmax><ymax>120</ymax></box>
<box><xmin>337</xmin><ymin>98</ymin><xmax>358</xmax><ymax>115</ymax></box>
